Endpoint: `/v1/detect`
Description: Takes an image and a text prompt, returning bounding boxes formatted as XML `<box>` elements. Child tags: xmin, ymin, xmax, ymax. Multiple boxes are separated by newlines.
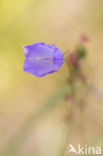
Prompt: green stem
<box><xmin>63</xmin><ymin>50</ymin><xmax>69</xmax><ymax>56</ymax></box>
<box><xmin>60</xmin><ymin>65</ymin><xmax>76</xmax><ymax>156</ymax></box>
<box><xmin>69</xmin><ymin>67</ymin><xmax>75</xmax><ymax>96</ymax></box>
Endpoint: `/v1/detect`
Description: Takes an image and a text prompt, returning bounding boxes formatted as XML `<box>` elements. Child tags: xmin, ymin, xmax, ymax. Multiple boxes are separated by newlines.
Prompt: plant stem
<box><xmin>60</xmin><ymin>66</ymin><xmax>75</xmax><ymax>156</ymax></box>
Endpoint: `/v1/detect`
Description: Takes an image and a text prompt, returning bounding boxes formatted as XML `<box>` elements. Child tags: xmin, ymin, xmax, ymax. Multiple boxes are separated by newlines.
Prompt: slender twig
<box><xmin>60</xmin><ymin>65</ymin><xmax>76</xmax><ymax>156</ymax></box>
<box><xmin>63</xmin><ymin>50</ymin><xmax>69</xmax><ymax>56</ymax></box>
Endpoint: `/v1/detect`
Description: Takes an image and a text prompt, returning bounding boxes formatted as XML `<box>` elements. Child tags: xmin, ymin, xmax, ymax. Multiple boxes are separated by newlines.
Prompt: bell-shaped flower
<box><xmin>23</xmin><ymin>42</ymin><xmax>63</xmax><ymax>77</ymax></box>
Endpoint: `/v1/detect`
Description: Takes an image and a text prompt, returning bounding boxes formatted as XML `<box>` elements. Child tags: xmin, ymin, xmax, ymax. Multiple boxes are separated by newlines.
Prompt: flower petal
<box><xmin>23</xmin><ymin>42</ymin><xmax>63</xmax><ymax>77</ymax></box>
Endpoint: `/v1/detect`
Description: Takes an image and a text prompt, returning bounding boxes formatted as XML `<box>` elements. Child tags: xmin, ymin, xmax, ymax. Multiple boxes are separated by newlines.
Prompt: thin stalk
<box><xmin>63</xmin><ymin>50</ymin><xmax>69</xmax><ymax>56</ymax></box>
<box><xmin>60</xmin><ymin>65</ymin><xmax>76</xmax><ymax>156</ymax></box>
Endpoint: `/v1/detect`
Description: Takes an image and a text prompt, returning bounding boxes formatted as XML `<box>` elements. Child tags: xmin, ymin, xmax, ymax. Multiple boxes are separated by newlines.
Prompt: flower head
<box><xmin>68</xmin><ymin>52</ymin><xmax>79</xmax><ymax>67</ymax></box>
<box><xmin>81</xmin><ymin>34</ymin><xmax>89</xmax><ymax>43</ymax></box>
<box><xmin>23</xmin><ymin>42</ymin><xmax>63</xmax><ymax>77</ymax></box>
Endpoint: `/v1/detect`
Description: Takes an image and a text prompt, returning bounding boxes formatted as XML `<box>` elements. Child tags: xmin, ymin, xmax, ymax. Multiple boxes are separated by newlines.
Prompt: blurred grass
<box><xmin>1</xmin><ymin>84</ymin><xmax>67</xmax><ymax>156</ymax></box>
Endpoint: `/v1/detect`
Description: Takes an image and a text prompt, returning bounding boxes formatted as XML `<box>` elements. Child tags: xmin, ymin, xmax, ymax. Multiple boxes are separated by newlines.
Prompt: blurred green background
<box><xmin>0</xmin><ymin>0</ymin><xmax>103</xmax><ymax>156</ymax></box>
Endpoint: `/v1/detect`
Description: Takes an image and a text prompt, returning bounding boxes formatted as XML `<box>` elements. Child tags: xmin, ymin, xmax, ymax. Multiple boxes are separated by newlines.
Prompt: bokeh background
<box><xmin>0</xmin><ymin>0</ymin><xmax>103</xmax><ymax>155</ymax></box>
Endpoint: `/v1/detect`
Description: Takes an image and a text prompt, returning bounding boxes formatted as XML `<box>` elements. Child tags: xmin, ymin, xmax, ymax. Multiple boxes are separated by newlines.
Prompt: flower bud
<box><xmin>76</xmin><ymin>46</ymin><xmax>86</xmax><ymax>59</ymax></box>
<box><xmin>64</xmin><ymin>93</ymin><xmax>72</xmax><ymax>102</ymax></box>
<box><xmin>68</xmin><ymin>52</ymin><xmax>79</xmax><ymax>67</ymax></box>
<box><xmin>81</xmin><ymin>34</ymin><xmax>89</xmax><ymax>43</ymax></box>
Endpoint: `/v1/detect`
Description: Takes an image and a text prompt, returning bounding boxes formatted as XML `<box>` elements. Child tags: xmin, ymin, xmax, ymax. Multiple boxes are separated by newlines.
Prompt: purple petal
<box><xmin>23</xmin><ymin>42</ymin><xmax>63</xmax><ymax>77</ymax></box>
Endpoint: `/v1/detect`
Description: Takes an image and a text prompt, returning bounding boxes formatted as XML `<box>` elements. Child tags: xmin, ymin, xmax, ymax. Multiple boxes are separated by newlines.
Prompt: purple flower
<box><xmin>23</xmin><ymin>42</ymin><xmax>63</xmax><ymax>77</ymax></box>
